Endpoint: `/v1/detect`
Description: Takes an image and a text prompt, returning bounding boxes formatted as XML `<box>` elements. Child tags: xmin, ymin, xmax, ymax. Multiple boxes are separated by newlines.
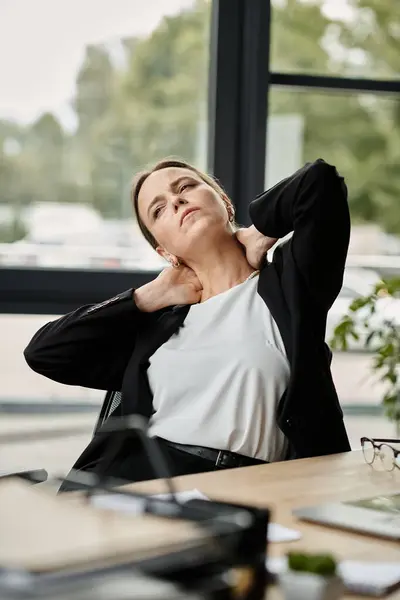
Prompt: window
<box><xmin>339</xmin><ymin>287</ymin><xmax>358</xmax><ymax>299</ymax></box>
<box><xmin>1</xmin><ymin>0</ymin><xmax>213</xmax><ymax>478</ymax></box>
<box><xmin>265</xmin><ymin>87</ymin><xmax>400</xmax><ymax>446</ymax></box>
<box><xmin>3</xmin><ymin>0</ymin><xmax>399</xmax><ymax>466</ymax></box>
<box><xmin>266</xmin><ymin>90</ymin><xmax>400</xmax><ymax>244</ymax></box>
<box><xmin>270</xmin><ymin>0</ymin><xmax>400</xmax><ymax>80</ymax></box>
<box><xmin>0</xmin><ymin>0</ymin><xmax>211</xmax><ymax>272</ymax></box>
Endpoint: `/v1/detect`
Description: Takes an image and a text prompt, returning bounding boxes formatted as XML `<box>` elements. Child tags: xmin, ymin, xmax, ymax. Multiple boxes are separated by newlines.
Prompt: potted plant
<box><xmin>279</xmin><ymin>552</ymin><xmax>343</xmax><ymax>600</ymax></box>
<box><xmin>331</xmin><ymin>276</ymin><xmax>400</xmax><ymax>436</ymax></box>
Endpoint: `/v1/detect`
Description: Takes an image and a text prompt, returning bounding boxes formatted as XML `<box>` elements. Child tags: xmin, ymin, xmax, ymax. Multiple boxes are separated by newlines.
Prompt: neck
<box><xmin>184</xmin><ymin>234</ymin><xmax>256</xmax><ymax>302</ymax></box>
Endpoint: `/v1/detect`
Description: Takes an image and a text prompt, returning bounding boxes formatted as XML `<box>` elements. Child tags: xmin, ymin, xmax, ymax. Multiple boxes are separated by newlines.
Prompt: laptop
<box><xmin>293</xmin><ymin>493</ymin><xmax>400</xmax><ymax>540</ymax></box>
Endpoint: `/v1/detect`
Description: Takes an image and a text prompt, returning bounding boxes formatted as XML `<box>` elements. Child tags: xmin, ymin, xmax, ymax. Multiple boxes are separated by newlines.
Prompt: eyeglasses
<box><xmin>361</xmin><ymin>437</ymin><xmax>400</xmax><ymax>472</ymax></box>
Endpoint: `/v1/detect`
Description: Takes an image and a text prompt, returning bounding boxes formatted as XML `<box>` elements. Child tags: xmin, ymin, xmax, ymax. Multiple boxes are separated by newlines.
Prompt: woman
<box><xmin>24</xmin><ymin>158</ymin><xmax>351</xmax><ymax>487</ymax></box>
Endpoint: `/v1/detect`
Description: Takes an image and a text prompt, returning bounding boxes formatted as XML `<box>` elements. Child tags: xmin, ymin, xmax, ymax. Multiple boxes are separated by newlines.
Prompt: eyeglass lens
<box><xmin>379</xmin><ymin>444</ymin><xmax>396</xmax><ymax>471</ymax></box>
<box><xmin>362</xmin><ymin>439</ymin><xmax>375</xmax><ymax>464</ymax></box>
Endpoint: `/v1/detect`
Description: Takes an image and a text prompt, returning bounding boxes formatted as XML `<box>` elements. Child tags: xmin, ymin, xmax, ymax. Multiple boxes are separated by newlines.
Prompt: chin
<box><xmin>182</xmin><ymin>217</ymin><xmax>226</xmax><ymax>250</ymax></box>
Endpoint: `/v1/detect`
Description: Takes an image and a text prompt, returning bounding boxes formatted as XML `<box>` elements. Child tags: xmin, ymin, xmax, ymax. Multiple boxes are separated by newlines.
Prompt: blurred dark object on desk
<box><xmin>0</xmin><ymin>568</ymin><xmax>216</xmax><ymax>599</ymax></box>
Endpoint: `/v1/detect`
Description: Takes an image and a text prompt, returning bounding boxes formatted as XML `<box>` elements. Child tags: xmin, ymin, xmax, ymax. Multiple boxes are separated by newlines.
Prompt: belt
<box><xmin>159</xmin><ymin>439</ymin><xmax>268</xmax><ymax>469</ymax></box>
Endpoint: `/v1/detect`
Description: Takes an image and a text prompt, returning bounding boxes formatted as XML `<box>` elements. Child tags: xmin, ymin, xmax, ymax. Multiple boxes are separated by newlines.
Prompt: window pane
<box><xmin>265</xmin><ymin>87</ymin><xmax>400</xmax><ymax>446</ymax></box>
<box><xmin>271</xmin><ymin>0</ymin><xmax>400</xmax><ymax>80</ymax></box>
<box><xmin>339</xmin><ymin>287</ymin><xmax>358</xmax><ymax>299</ymax></box>
<box><xmin>1</xmin><ymin>314</ymin><xmax>101</xmax><ymax>476</ymax></box>
<box><xmin>266</xmin><ymin>90</ymin><xmax>400</xmax><ymax>240</ymax></box>
<box><xmin>0</xmin><ymin>0</ymin><xmax>210</xmax><ymax>271</ymax></box>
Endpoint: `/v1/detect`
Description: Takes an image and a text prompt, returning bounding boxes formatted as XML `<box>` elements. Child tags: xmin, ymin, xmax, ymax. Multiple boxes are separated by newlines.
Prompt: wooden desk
<box><xmin>0</xmin><ymin>479</ymin><xmax>208</xmax><ymax>573</ymax></box>
<box><xmin>127</xmin><ymin>451</ymin><xmax>400</xmax><ymax>600</ymax></box>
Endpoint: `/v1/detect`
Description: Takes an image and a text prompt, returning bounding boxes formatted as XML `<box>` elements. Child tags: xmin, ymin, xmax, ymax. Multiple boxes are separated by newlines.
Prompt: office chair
<box><xmin>94</xmin><ymin>390</ymin><xmax>122</xmax><ymax>434</ymax></box>
<box><xmin>0</xmin><ymin>392</ymin><xmax>120</xmax><ymax>486</ymax></box>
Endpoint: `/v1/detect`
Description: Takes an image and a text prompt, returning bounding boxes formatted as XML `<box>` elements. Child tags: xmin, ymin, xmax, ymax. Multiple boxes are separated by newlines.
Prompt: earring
<box><xmin>223</xmin><ymin>197</ymin><xmax>235</xmax><ymax>223</ymax></box>
<box><xmin>225</xmin><ymin>204</ymin><xmax>235</xmax><ymax>222</ymax></box>
<box><xmin>172</xmin><ymin>259</ymin><xmax>181</xmax><ymax>268</ymax></box>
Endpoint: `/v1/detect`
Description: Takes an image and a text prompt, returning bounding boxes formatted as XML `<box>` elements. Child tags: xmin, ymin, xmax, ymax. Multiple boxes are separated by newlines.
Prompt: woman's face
<box><xmin>137</xmin><ymin>167</ymin><xmax>232</xmax><ymax>261</ymax></box>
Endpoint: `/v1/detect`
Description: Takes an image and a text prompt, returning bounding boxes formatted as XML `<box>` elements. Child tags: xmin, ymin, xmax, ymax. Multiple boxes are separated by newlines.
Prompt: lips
<box><xmin>180</xmin><ymin>207</ymin><xmax>199</xmax><ymax>225</ymax></box>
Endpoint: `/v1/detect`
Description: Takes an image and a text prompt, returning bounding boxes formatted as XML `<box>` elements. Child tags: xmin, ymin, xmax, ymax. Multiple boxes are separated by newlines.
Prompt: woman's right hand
<box><xmin>134</xmin><ymin>265</ymin><xmax>203</xmax><ymax>312</ymax></box>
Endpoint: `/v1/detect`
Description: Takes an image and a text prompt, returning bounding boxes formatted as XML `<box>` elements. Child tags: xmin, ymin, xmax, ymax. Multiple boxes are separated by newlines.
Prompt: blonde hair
<box><xmin>130</xmin><ymin>158</ymin><xmax>236</xmax><ymax>250</ymax></box>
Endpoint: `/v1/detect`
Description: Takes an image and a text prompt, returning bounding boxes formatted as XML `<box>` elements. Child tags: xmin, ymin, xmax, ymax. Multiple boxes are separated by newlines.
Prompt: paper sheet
<box><xmin>92</xmin><ymin>488</ymin><xmax>302</xmax><ymax>543</ymax></box>
<box><xmin>267</xmin><ymin>556</ymin><xmax>400</xmax><ymax>596</ymax></box>
<box><xmin>267</xmin><ymin>523</ymin><xmax>301</xmax><ymax>543</ymax></box>
<box><xmin>92</xmin><ymin>488</ymin><xmax>208</xmax><ymax>515</ymax></box>
<box><xmin>340</xmin><ymin>561</ymin><xmax>400</xmax><ymax>595</ymax></box>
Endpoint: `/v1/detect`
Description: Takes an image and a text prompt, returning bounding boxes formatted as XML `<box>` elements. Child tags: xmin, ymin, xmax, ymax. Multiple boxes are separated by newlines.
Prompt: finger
<box><xmin>234</xmin><ymin>227</ymin><xmax>245</xmax><ymax>240</ymax></box>
<box><xmin>235</xmin><ymin>228</ymin><xmax>250</xmax><ymax>245</ymax></box>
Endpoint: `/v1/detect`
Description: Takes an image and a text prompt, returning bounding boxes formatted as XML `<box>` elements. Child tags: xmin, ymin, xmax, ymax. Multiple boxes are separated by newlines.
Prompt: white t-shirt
<box><xmin>148</xmin><ymin>275</ymin><xmax>290</xmax><ymax>462</ymax></box>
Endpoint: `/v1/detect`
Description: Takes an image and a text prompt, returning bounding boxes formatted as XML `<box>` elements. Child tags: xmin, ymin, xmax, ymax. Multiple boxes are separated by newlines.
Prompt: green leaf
<box><xmin>383</xmin><ymin>393</ymin><xmax>399</xmax><ymax>406</ymax></box>
<box><xmin>379</xmin><ymin>343</ymin><xmax>395</xmax><ymax>358</ymax></box>
<box><xmin>287</xmin><ymin>552</ymin><xmax>337</xmax><ymax>577</ymax></box>
<box><xmin>287</xmin><ymin>552</ymin><xmax>309</xmax><ymax>572</ymax></box>
<box><xmin>309</xmin><ymin>556</ymin><xmax>337</xmax><ymax>577</ymax></box>
<box><xmin>349</xmin><ymin>297</ymin><xmax>372</xmax><ymax>312</ymax></box>
<box><xmin>366</xmin><ymin>331</ymin><xmax>376</xmax><ymax>346</ymax></box>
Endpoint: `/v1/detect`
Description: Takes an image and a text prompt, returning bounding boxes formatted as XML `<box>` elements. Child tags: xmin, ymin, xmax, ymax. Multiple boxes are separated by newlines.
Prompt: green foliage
<box><xmin>287</xmin><ymin>552</ymin><xmax>337</xmax><ymax>577</ymax></box>
<box><xmin>0</xmin><ymin>218</ymin><xmax>27</xmax><ymax>243</ymax></box>
<box><xmin>0</xmin><ymin>0</ymin><xmax>399</xmax><ymax>231</ymax></box>
<box><xmin>269</xmin><ymin>0</ymin><xmax>400</xmax><ymax>235</ymax></box>
<box><xmin>331</xmin><ymin>278</ymin><xmax>400</xmax><ymax>431</ymax></box>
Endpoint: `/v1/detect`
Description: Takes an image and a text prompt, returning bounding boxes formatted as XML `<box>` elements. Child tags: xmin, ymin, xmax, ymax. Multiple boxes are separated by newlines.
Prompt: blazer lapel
<box><xmin>120</xmin><ymin>305</ymin><xmax>190</xmax><ymax>417</ymax></box>
<box><xmin>258</xmin><ymin>262</ymin><xmax>293</xmax><ymax>363</ymax></box>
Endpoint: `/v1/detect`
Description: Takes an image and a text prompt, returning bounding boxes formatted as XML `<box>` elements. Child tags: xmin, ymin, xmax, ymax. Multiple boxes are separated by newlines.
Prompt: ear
<box><xmin>221</xmin><ymin>193</ymin><xmax>235</xmax><ymax>221</ymax></box>
<box><xmin>156</xmin><ymin>246</ymin><xmax>179</xmax><ymax>267</ymax></box>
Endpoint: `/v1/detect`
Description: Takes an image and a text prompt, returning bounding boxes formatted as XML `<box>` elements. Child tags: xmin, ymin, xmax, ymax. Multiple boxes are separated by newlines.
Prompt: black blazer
<box><xmin>24</xmin><ymin>159</ymin><xmax>351</xmax><ymax>471</ymax></box>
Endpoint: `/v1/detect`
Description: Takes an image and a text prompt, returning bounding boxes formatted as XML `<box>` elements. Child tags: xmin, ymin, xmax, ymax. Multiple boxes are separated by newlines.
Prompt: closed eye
<box><xmin>153</xmin><ymin>205</ymin><xmax>165</xmax><ymax>219</ymax></box>
<box><xmin>179</xmin><ymin>182</ymin><xmax>195</xmax><ymax>194</ymax></box>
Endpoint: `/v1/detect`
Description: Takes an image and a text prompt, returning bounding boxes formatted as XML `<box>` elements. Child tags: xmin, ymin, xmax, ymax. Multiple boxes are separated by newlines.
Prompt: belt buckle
<box><xmin>215</xmin><ymin>450</ymin><xmax>225</xmax><ymax>468</ymax></box>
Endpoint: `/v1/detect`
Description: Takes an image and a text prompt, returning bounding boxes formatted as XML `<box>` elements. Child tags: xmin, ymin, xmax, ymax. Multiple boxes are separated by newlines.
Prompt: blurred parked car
<box><xmin>0</xmin><ymin>240</ymin><xmax>165</xmax><ymax>271</ymax></box>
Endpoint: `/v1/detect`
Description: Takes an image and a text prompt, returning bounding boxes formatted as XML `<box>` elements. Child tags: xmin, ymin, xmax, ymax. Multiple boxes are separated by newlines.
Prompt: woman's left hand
<box><xmin>235</xmin><ymin>226</ymin><xmax>278</xmax><ymax>269</ymax></box>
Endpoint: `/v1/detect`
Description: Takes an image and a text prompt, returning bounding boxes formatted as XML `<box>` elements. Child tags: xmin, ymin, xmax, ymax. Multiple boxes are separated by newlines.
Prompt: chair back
<box><xmin>94</xmin><ymin>390</ymin><xmax>122</xmax><ymax>433</ymax></box>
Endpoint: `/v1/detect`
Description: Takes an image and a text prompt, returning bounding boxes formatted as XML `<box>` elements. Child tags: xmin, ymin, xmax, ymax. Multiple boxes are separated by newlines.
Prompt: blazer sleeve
<box><xmin>249</xmin><ymin>159</ymin><xmax>350</xmax><ymax>311</ymax></box>
<box><xmin>24</xmin><ymin>289</ymin><xmax>150</xmax><ymax>391</ymax></box>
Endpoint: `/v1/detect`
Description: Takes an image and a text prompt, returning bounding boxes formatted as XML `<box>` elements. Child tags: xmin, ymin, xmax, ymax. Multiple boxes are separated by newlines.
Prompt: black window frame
<box><xmin>1</xmin><ymin>0</ymin><xmax>399</xmax><ymax>316</ymax></box>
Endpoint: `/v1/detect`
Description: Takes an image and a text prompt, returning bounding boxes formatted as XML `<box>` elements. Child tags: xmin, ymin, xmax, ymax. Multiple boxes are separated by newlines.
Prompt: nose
<box><xmin>172</xmin><ymin>196</ymin><xmax>188</xmax><ymax>211</ymax></box>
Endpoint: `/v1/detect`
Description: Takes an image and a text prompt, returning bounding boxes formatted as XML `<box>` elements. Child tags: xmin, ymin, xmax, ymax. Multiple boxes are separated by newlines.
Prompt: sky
<box><xmin>0</xmin><ymin>0</ymin><xmax>352</xmax><ymax>129</ymax></box>
<box><xmin>0</xmin><ymin>0</ymin><xmax>195</xmax><ymax>127</ymax></box>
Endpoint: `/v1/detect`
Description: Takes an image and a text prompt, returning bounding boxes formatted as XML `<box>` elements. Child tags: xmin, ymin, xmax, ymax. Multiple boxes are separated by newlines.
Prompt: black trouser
<box><xmin>107</xmin><ymin>437</ymin><xmax>219</xmax><ymax>480</ymax></box>
<box><xmin>60</xmin><ymin>437</ymin><xmax>217</xmax><ymax>493</ymax></box>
